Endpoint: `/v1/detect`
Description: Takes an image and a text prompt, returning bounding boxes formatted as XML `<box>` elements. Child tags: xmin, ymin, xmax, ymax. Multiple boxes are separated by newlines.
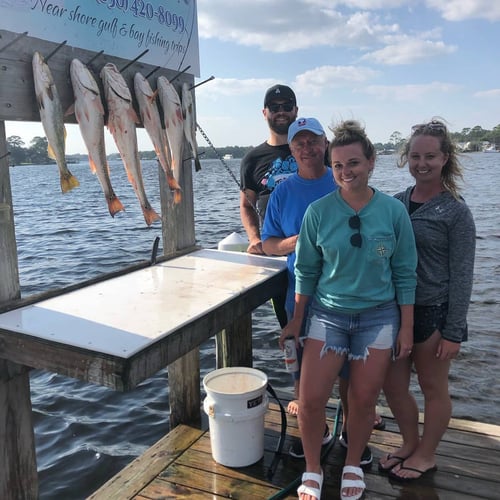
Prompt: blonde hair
<box><xmin>328</xmin><ymin>120</ymin><xmax>376</xmax><ymax>160</ymax></box>
<box><xmin>399</xmin><ymin>118</ymin><xmax>464</xmax><ymax>199</ymax></box>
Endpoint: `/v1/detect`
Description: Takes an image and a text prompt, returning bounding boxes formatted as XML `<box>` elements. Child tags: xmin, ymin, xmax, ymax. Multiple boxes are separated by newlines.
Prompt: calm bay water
<box><xmin>7</xmin><ymin>153</ymin><xmax>499</xmax><ymax>499</ymax></box>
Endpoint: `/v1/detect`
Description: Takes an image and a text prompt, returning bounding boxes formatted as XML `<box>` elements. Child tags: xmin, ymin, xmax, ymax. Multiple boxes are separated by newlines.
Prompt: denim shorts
<box><xmin>286</xmin><ymin>306</ymin><xmax>349</xmax><ymax>380</ymax></box>
<box><xmin>305</xmin><ymin>299</ymin><xmax>400</xmax><ymax>361</ymax></box>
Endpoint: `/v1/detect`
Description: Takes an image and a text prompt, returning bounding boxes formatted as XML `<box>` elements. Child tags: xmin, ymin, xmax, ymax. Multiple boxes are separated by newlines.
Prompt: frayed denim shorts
<box><xmin>304</xmin><ymin>299</ymin><xmax>400</xmax><ymax>361</ymax></box>
<box><xmin>286</xmin><ymin>304</ymin><xmax>349</xmax><ymax>380</ymax></box>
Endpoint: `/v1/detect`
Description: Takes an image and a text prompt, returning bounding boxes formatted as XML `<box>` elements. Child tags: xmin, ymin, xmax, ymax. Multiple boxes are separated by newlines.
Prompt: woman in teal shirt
<box><xmin>281</xmin><ymin>120</ymin><xmax>417</xmax><ymax>500</ymax></box>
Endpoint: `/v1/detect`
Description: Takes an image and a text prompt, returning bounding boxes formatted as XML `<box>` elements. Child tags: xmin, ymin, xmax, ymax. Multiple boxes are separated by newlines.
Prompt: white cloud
<box><xmin>364</xmin><ymin>37</ymin><xmax>457</xmax><ymax>65</ymax></box>
<box><xmin>197</xmin><ymin>1</ymin><xmax>401</xmax><ymax>52</ymax></box>
<box><xmin>474</xmin><ymin>89</ymin><xmax>500</xmax><ymax>98</ymax></box>
<box><xmin>293</xmin><ymin>65</ymin><xmax>380</xmax><ymax>96</ymax></box>
<box><xmin>361</xmin><ymin>81</ymin><xmax>460</xmax><ymax>100</ymax></box>
<box><xmin>426</xmin><ymin>0</ymin><xmax>500</xmax><ymax>21</ymax></box>
<box><xmin>194</xmin><ymin>78</ymin><xmax>289</xmax><ymax>99</ymax></box>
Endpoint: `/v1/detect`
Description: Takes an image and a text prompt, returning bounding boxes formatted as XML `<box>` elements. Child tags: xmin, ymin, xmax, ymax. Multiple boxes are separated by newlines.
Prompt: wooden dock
<box><xmin>89</xmin><ymin>394</ymin><xmax>500</xmax><ymax>499</ymax></box>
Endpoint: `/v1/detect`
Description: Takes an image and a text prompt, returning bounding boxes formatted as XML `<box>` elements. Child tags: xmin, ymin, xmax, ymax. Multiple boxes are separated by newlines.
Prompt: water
<box><xmin>7</xmin><ymin>153</ymin><xmax>499</xmax><ymax>498</ymax></box>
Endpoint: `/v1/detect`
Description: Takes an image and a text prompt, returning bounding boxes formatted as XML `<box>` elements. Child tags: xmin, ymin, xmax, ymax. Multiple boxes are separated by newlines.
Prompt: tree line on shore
<box><xmin>7</xmin><ymin>123</ymin><xmax>500</xmax><ymax>165</ymax></box>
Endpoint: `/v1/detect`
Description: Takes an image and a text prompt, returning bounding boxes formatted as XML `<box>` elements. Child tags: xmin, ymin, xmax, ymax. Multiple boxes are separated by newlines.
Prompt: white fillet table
<box><xmin>0</xmin><ymin>249</ymin><xmax>287</xmax><ymax>390</ymax></box>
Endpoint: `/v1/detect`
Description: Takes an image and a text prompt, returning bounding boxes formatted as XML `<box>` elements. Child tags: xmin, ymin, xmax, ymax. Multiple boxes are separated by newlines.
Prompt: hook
<box><xmin>183</xmin><ymin>151</ymin><xmax>205</xmax><ymax>162</ymax></box>
<box><xmin>119</xmin><ymin>49</ymin><xmax>149</xmax><ymax>73</ymax></box>
<box><xmin>150</xmin><ymin>236</ymin><xmax>160</xmax><ymax>265</ymax></box>
<box><xmin>145</xmin><ymin>65</ymin><xmax>161</xmax><ymax>79</ymax></box>
<box><xmin>0</xmin><ymin>31</ymin><xmax>28</xmax><ymax>54</ymax></box>
<box><xmin>168</xmin><ymin>65</ymin><xmax>191</xmax><ymax>84</ymax></box>
<box><xmin>44</xmin><ymin>40</ymin><xmax>67</xmax><ymax>62</ymax></box>
<box><xmin>86</xmin><ymin>49</ymin><xmax>104</xmax><ymax>67</ymax></box>
<box><xmin>189</xmin><ymin>75</ymin><xmax>215</xmax><ymax>91</ymax></box>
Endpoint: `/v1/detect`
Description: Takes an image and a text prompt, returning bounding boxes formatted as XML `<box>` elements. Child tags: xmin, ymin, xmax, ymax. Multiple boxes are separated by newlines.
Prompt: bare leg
<box><xmin>382</xmin><ymin>356</ymin><xmax>419</xmax><ymax>468</ymax></box>
<box><xmin>342</xmin><ymin>348</ymin><xmax>392</xmax><ymax>498</ymax></box>
<box><xmin>392</xmin><ymin>330</ymin><xmax>450</xmax><ymax>479</ymax></box>
<box><xmin>338</xmin><ymin>376</ymin><xmax>348</xmax><ymax>429</ymax></box>
<box><xmin>298</xmin><ymin>339</ymin><xmax>344</xmax><ymax>500</ymax></box>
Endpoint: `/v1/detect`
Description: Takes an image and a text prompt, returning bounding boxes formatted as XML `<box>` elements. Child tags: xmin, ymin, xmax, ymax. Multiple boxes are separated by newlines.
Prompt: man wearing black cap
<box><xmin>239</xmin><ymin>84</ymin><xmax>298</xmax><ymax>327</ymax></box>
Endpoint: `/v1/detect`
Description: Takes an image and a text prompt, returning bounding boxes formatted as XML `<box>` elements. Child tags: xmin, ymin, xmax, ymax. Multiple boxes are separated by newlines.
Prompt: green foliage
<box><xmin>8</xmin><ymin>124</ymin><xmax>500</xmax><ymax>165</ymax></box>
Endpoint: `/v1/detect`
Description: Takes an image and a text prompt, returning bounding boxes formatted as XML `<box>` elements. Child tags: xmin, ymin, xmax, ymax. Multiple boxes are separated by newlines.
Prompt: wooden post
<box><xmin>158</xmin><ymin>99</ymin><xmax>199</xmax><ymax>426</ymax></box>
<box><xmin>0</xmin><ymin>120</ymin><xmax>38</xmax><ymax>499</ymax></box>
<box><xmin>216</xmin><ymin>313</ymin><xmax>253</xmax><ymax>368</ymax></box>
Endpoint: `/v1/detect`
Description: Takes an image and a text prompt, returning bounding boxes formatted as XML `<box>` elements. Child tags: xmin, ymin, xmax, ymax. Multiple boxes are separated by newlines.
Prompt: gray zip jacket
<box><xmin>395</xmin><ymin>187</ymin><xmax>476</xmax><ymax>343</ymax></box>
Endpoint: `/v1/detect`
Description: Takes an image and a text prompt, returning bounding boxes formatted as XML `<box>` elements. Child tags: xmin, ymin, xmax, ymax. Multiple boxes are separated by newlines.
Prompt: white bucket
<box><xmin>217</xmin><ymin>232</ymin><xmax>248</xmax><ymax>252</ymax></box>
<box><xmin>203</xmin><ymin>367</ymin><xmax>268</xmax><ymax>467</ymax></box>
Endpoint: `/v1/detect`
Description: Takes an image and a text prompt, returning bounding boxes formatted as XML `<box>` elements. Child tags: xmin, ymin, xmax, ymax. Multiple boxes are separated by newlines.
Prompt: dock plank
<box><xmin>89</xmin><ymin>395</ymin><xmax>500</xmax><ymax>500</ymax></box>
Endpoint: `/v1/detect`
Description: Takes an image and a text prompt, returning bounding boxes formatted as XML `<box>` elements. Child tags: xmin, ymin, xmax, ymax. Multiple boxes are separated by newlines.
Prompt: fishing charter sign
<box><xmin>0</xmin><ymin>0</ymin><xmax>200</xmax><ymax>75</ymax></box>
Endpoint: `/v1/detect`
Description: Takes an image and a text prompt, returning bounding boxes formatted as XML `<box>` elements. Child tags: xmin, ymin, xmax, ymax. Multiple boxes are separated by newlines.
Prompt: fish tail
<box><xmin>142</xmin><ymin>206</ymin><xmax>161</xmax><ymax>226</ymax></box>
<box><xmin>60</xmin><ymin>172</ymin><xmax>80</xmax><ymax>193</ymax></box>
<box><xmin>107</xmin><ymin>195</ymin><xmax>125</xmax><ymax>217</ymax></box>
<box><xmin>173</xmin><ymin>189</ymin><xmax>182</xmax><ymax>205</ymax></box>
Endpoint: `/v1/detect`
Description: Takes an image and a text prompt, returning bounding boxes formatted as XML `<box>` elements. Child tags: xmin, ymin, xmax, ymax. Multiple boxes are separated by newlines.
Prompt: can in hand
<box><xmin>283</xmin><ymin>338</ymin><xmax>299</xmax><ymax>372</ymax></box>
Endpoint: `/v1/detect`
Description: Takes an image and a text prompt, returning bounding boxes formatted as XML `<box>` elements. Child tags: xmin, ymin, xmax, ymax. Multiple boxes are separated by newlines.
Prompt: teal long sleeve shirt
<box><xmin>295</xmin><ymin>188</ymin><xmax>417</xmax><ymax>312</ymax></box>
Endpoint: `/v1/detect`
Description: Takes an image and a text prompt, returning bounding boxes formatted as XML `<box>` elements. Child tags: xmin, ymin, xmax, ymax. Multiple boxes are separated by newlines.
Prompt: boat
<box><xmin>223</xmin><ymin>154</ymin><xmax>233</xmax><ymax>160</ymax></box>
<box><xmin>483</xmin><ymin>146</ymin><xmax>499</xmax><ymax>153</ymax></box>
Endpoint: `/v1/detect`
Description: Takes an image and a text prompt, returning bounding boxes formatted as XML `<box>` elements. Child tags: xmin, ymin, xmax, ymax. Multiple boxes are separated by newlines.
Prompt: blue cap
<box><xmin>288</xmin><ymin>117</ymin><xmax>325</xmax><ymax>143</ymax></box>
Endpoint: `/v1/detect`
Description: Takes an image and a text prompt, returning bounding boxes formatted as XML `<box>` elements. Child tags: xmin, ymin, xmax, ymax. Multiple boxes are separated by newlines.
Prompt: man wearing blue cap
<box><xmin>262</xmin><ymin>117</ymin><xmax>337</xmax><ymax>455</ymax></box>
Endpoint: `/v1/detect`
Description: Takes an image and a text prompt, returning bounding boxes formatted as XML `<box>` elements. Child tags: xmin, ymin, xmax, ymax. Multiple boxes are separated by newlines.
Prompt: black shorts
<box><xmin>414</xmin><ymin>303</ymin><xmax>448</xmax><ymax>344</ymax></box>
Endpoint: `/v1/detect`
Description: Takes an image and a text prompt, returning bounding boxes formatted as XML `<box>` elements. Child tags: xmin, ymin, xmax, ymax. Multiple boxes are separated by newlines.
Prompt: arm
<box><xmin>279</xmin><ymin>292</ymin><xmax>310</xmax><ymax>349</ymax></box>
<box><xmin>395</xmin><ymin>304</ymin><xmax>414</xmax><ymax>359</ymax></box>
<box><xmin>441</xmin><ymin>205</ymin><xmax>476</xmax><ymax>343</ymax></box>
<box><xmin>262</xmin><ymin>235</ymin><xmax>298</xmax><ymax>256</ymax></box>
<box><xmin>438</xmin><ymin>204</ymin><xmax>476</xmax><ymax>358</ymax></box>
<box><xmin>239</xmin><ymin>189</ymin><xmax>264</xmax><ymax>254</ymax></box>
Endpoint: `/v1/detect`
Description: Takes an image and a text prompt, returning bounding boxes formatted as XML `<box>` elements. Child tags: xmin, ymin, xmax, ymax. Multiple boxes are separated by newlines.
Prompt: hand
<box><xmin>436</xmin><ymin>338</ymin><xmax>460</xmax><ymax>360</ymax></box>
<box><xmin>246</xmin><ymin>240</ymin><xmax>264</xmax><ymax>254</ymax></box>
<box><xmin>395</xmin><ymin>326</ymin><xmax>413</xmax><ymax>360</ymax></box>
<box><xmin>278</xmin><ymin>318</ymin><xmax>302</xmax><ymax>350</ymax></box>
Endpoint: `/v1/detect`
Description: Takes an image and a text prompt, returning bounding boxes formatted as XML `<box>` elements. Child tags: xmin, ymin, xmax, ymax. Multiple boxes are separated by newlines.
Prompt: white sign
<box><xmin>0</xmin><ymin>0</ymin><xmax>200</xmax><ymax>75</ymax></box>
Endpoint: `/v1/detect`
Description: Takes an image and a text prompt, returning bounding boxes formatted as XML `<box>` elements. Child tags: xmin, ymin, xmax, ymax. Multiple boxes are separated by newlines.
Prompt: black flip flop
<box><xmin>378</xmin><ymin>454</ymin><xmax>407</xmax><ymax>474</ymax></box>
<box><xmin>389</xmin><ymin>463</ymin><xmax>438</xmax><ymax>482</ymax></box>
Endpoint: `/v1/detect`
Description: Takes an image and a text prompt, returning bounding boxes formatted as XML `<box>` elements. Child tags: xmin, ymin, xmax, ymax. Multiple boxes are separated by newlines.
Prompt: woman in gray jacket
<box><xmin>380</xmin><ymin>119</ymin><xmax>476</xmax><ymax>481</ymax></box>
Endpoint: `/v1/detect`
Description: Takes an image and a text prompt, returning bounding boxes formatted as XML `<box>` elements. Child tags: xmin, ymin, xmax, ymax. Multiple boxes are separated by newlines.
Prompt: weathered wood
<box><xmin>168</xmin><ymin>349</ymin><xmax>201</xmax><ymax>428</ymax></box>
<box><xmin>0</xmin><ymin>120</ymin><xmax>19</xmax><ymax>304</ymax></box>
<box><xmin>87</xmin><ymin>424</ymin><xmax>204</xmax><ymax>500</ymax></box>
<box><xmin>159</xmin><ymin>158</ymin><xmax>196</xmax><ymax>256</ymax></box>
<box><xmin>215</xmin><ymin>312</ymin><xmax>253</xmax><ymax>368</ymax></box>
<box><xmin>0</xmin><ymin>30</ymin><xmax>193</xmax><ymax>124</ymax></box>
<box><xmin>0</xmin><ymin>120</ymin><xmax>37</xmax><ymax>500</ymax></box>
<box><xmin>91</xmin><ymin>396</ymin><xmax>500</xmax><ymax>500</ymax></box>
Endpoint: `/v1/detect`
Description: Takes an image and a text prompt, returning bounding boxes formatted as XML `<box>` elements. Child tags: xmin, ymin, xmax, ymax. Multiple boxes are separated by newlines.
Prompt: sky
<box><xmin>5</xmin><ymin>0</ymin><xmax>500</xmax><ymax>154</ymax></box>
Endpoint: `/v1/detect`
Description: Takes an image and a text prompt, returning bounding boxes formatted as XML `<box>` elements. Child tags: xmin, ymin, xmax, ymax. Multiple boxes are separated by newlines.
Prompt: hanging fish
<box><xmin>157</xmin><ymin>76</ymin><xmax>184</xmax><ymax>185</ymax></box>
<box><xmin>134</xmin><ymin>72</ymin><xmax>182</xmax><ymax>204</ymax></box>
<box><xmin>100</xmin><ymin>63</ymin><xmax>159</xmax><ymax>226</ymax></box>
<box><xmin>69</xmin><ymin>59</ymin><xmax>124</xmax><ymax>217</ymax></box>
<box><xmin>32</xmin><ymin>51</ymin><xmax>79</xmax><ymax>193</ymax></box>
<box><xmin>181</xmin><ymin>82</ymin><xmax>202</xmax><ymax>172</ymax></box>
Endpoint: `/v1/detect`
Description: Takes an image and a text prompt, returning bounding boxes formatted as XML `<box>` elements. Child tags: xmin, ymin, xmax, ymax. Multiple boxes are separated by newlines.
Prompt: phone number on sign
<box><xmin>96</xmin><ymin>0</ymin><xmax>186</xmax><ymax>32</ymax></box>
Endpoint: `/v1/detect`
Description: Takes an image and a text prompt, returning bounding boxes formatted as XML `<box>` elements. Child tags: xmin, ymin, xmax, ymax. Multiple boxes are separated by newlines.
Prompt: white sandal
<box><xmin>297</xmin><ymin>470</ymin><xmax>324</xmax><ymax>499</ymax></box>
<box><xmin>340</xmin><ymin>465</ymin><xmax>365</xmax><ymax>500</ymax></box>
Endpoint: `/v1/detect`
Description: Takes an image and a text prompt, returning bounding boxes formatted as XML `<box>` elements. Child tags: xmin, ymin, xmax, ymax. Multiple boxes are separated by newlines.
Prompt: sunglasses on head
<box><xmin>267</xmin><ymin>102</ymin><xmax>295</xmax><ymax>113</ymax></box>
<box><xmin>349</xmin><ymin>215</ymin><xmax>362</xmax><ymax>248</ymax></box>
<box><xmin>411</xmin><ymin>120</ymin><xmax>447</xmax><ymax>134</ymax></box>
